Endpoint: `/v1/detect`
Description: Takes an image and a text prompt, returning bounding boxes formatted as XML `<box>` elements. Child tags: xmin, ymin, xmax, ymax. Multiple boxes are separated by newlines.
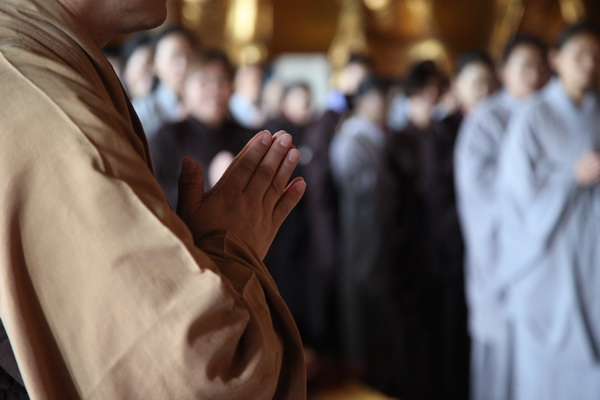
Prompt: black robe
<box><xmin>150</xmin><ymin>116</ymin><xmax>254</xmax><ymax>208</ymax></box>
<box><xmin>262</xmin><ymin>117</ymin><xmax>312</xmax><ymax>344</ymax></box>
<box><xmin>378</xmin><ymin>112</ymin><xmax>470</xmax><ymax>400</ymax></box>
<box><xmin>300</xmin><ymin>109</ymin><xmax>344</xmax><ymax>355</ymax></box>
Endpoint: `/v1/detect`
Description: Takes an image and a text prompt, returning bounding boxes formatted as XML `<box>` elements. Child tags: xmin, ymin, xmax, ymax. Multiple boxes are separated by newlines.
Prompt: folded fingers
<box><xmin>243</xmin><ymin>133</ymin><xmax>295</xmax><ymax>198</ymax></box>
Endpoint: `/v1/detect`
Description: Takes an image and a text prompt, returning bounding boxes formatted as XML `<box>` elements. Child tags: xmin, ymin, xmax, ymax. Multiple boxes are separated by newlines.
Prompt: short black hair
<box><xmin>347</xmin><ymin>53</ymin><xmax>372</xmax><ymax>68</ymax></box>
<box><xmin>186</xmin><ymin>48</ymin><xmax>234</xmax><ymax>80</ymax></box>
<box><xmin>283</xmin><ymin>81</ymin><xmax>311</xmax><ymax>99</ymax></box>
<box><xmin>403</xmin><ymin>60</ymin><xmax>444</xmax><ymax>97</ymax></box>
<box><xmin>555</xmin><ymin>21</ymin><xmax>600</xmax><ymax>49</ymax></box>
<box><xmin>356</xmin><ymin>74</ymin><xmax>388</xmax><ymax>98</ymax></box>
<box><xmin>502</xmin><ymin>34</ymin><xmax>547</xmax><ymax>63</ymax></box>
<box><xmin>119</xmin><ymin>33</ymin><xmax>152</xmax><ymax>70</ymax></box>
<box><xmin>455</xmin><ymin>49</ymin><xmax>494</xmax><ymax>75</ymax></box>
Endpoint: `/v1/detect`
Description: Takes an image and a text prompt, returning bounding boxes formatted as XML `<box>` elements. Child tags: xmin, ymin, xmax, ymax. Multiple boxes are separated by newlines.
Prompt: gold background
<box><xmin>164</xmin><ymin>0</ymin><xmax>600</xmax><ymax>78</ymax></box>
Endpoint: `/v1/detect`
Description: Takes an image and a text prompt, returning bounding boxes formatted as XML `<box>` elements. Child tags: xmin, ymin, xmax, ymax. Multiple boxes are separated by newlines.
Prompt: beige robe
<box><xmin>0</xmin><ymin>1</ymin><xmax>306</xmax><ymax>399</ymax></box>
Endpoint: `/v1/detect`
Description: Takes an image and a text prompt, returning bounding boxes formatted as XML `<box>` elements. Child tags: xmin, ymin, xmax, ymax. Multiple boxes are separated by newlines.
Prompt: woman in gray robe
<box><xmin>497</xmin><ymin>23</ymin><xmax>600</xmax><ymax>400</ymax></box>
<box><xmin>329</xmin><ymin>76</ymin><xmax>389</xmax><ymax>376</ymax></box>
<box><xmin>455</xmin><ymin>34</ymin><xmax>549</xmax><ymax>400</ymax></box>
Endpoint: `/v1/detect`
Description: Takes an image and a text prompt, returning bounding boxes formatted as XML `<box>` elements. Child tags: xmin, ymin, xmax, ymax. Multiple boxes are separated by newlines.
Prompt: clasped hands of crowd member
<box><xmin>574</xmin><ymin>151</ymin><xmax>600</xmax><ymax>187</ymax></box>
<box><xmin>176</xmin><ymin>130</ymin><xmax>306</xmax><ymax>260</ymax></box>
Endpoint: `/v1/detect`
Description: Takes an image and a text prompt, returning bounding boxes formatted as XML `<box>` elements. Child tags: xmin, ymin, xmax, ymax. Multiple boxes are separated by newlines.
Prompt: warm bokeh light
<box><xmin>227</xmin><ymin>0</ymin><xmax>258</xmax><ymax>43</ymax></box>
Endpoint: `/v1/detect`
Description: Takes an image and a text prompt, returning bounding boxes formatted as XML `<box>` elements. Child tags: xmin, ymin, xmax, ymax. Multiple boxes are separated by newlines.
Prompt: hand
<box><xmin>176</xmin><ymin>130</ymin><xmax>306</xmax><ymax>259</ymax></box>
<box><xmin>574</xmin><ymin>152</ymin><xmax>600</xmax><ymax>187</ymax></box>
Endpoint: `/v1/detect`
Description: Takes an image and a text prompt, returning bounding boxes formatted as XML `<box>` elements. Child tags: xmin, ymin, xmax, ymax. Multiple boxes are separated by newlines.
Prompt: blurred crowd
<box><xmin>105</xmin><ymin>21</ymin><xmax>600</xmax><ymax>400</ymax></box>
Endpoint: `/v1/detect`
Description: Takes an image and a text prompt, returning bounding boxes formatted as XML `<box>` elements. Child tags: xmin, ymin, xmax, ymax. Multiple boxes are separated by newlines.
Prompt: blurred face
<box><xmin>183</xmin><ymin>62</ymin><xmax>233</xmax><ymax>127</ymax></box>
<box><xmin>502</xmin><ymin>44</ymin><xmax>549</xmax><ymax>99</ymax></box>
<box><xmin>235</xmin><ymin>65</ymin><xmax>263</xmax><ymax>103</ymax></box>
<box><xmin>357</xmin><ymin>90</ymin><xmax>386</xmax><ymax>125</ymax></box>
<box><xmin>454</xmin><ymin>62</ymin><xmax>496</xmax><ymax>113</ymax></box>
<box><xmin>154</xmin><ymin>33</ymin><xmax>192</xmax><ymax>94</ymax></box>
<box><xmin>414</xmin><ymin>77</ymin><xmax>443</xmax><ymax>106</ymax></box>
<box><xmin>123</xmin><ymin>45</ymin><xmax>154</xmax><ymax>100</ymax></box>
<box><xmin>339</xmin><ymin>63</ymin><xmax>371</xmax><ymax>95</ymax></box>
<box><xmin>552</xmin><ymin>33</ymin><xmax>600</xmax><ymax>99</ymax></box>
<box><xmin>282</xmin><ymin>86</ymin><xmax>312</xmax><ymax>126</ymax></box>
<box><xmin>261</xmin><ymin>80</ymin><xmax>284</xmax><ymax>118</ymax></box>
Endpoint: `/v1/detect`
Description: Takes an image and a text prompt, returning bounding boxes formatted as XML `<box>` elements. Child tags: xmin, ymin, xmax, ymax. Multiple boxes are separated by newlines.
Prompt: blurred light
<box><xmin>559</xmin><ymin>0</ymin><xmax>585</xmax><ymax>23</ymax></box>
<box><xmin>181</xmin><ymin>0</ymin><xmax>202</xmax><ymax>24</ymax></box>
<box><xmin>406</xmin><ymin>0</ymin><xmax>432</xmax><ymax>22</ymax></box>
<box><xmin>239</xmin><ymin>43</ymin><xmax>266</xmax><ymax>65</ymax></box>
<box><xmin>364</xmin><ymin>0</ymin><xmax>390</xmax><ymax>11</ymax></box>
<box><xmin>228</xmin><ymin>0</ymin><xmax>257</xmax><ymax>42</ymax></box>
<box><xmin>408</xmin><ymin>38</ymin><xmax>448</xmax><ymax>62</ymax></box>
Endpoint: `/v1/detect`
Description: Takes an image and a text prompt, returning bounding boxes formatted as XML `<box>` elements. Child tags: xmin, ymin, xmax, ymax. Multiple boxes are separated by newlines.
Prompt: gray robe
<box><xmin>330</xmin><ymin>115</ymin><xmax>387</xmax><ymax>365</ymax></box>
<box><xmin>455</xmin><ymin>90</ymin><xmax>522</xmax><ymax>400</ymax></box>
<box><xmin>498</xmin><ymin>78</ymin><xmax>600</xmax><ymax>400</ymax></box>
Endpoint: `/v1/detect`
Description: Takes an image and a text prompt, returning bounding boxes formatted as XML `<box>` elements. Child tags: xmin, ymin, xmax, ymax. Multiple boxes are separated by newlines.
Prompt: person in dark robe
<box><xmin>329</xmin><ymin>76</ymin><xmax>390</xmax><ymax>382</ymax></box>
<box><xmin>381</xmin><ymin>60</ymin><xmax>448</xmax><ymax>400</ymax></box>
<box><xmin>150</xmin><ymin>49</ymin><xmax>253</xmax><ymax>208</ymax></box>
<box><xmin>302</xmin><ymin>54</ymin><xmax>372</xmax><ymax>358</ymax></box>
<box><xmin>262</xmin><ymin>82</ymin><xmax>314</xmax><ymax>345</ymax></box>
<box><xmin>382</xmin><ymin>54</ymin><xmax>495</xmax><ymax>399</ymax></box>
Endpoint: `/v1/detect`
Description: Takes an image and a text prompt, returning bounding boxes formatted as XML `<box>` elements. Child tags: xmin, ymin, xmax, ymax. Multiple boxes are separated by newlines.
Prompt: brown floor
<box><xmin>311</xmin><ymin>381</ymin><xmax>397</xmax><ymax>400</ymax></box>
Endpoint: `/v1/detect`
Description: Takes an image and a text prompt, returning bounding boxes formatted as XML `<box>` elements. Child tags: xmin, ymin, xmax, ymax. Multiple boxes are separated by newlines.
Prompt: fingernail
<box><xmin>288</xmin><ymin>148</ymin><xmax>300</xmax><ymax>163</ymax></box>
<box><xmin>261</xmin><ymin>131</ymin><xmax>272</xmax><ymax>145</ymax></box>
<box><xmin>182</xmin><ymin>158</ymin><xmax>196</xmax><ymax>173</ymax></box>
<box><xmin>280</xmin><ymin>134</ymin><xmax>291</xmax><ymax>148</ymax></box>
<box><xmin>295</xmin><ymin>180</ymin><xmax>306</xmax><ymax>192</ymax></box>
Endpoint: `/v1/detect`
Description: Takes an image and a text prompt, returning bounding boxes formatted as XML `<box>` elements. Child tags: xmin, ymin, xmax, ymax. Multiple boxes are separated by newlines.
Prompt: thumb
<box><xmin>177</xmin><ymin>157</ymin><xmax>205</xmax><ymax>217</ymax></box>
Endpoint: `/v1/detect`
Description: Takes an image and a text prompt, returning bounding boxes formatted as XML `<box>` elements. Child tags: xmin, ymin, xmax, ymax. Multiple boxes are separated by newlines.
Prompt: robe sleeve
<box><xmin>455</xmin><ymin>110</ymin><xmax>505</xmax><ymax>269</ymax></box>
<box><xmin>495</xmin><ymin>105</ymin><xmax>580</xmax><ymax>291</ymax></box>
<box><xmin>0</xmin><ymin>61</ymin><xmax>305</xmax><ymax>399</ymax></box>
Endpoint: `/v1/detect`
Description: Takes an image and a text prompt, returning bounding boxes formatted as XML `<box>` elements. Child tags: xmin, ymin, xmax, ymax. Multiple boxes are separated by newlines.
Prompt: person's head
<box><xmin>261</xmin><ymin>78</ymin><xmax>284</xmax><ymax>120</ymax></box>
<box><xmin>338</xmin><ymin>53</ymin><xmax>372</xmax><ymax>95</ymax></box>
<box><xmin>120</xmin><ymin>33</ymin><xmax>155</xmax><ymax>100</ymax></box>
<box><xmin>453</xmin><ymin>50</ymin><xmax>497</xmax><ymax>113</ymax></box>
<box><xmin>152</xmin><ymin>25</ymin><xmax>196</xmax><ymax>96</ymax></box>
<box><xmin>404</xmin><ymin>60</ymin><xmax>446</xmax><ymax>105</ymax></box>
<box><xmin>354</xmin><ymin>75</ymin><xmax>388</xmax><ymax>125</ymax></box>
<box><xmin>500</xmin><ymin>34</ymin><xmax>549</xmax><ymax>99</ymax></box>
<box><xmin>234</xmin><ymin>64</ymin><xmax>264</xmax><ymax>104</ymax></box>
<box><xmin>56</xmin><ymin>0</ymin><xmax>168</xmax><ymax>48</ymax></box>
<box><xmin>183</xmin><ymin>49</ymin><xmax>234</xmax><ymax>128</ymax></box>
<box><xmin>281</xmin><ymin>82</ymin><xmax>313</xmax><ymax>126</ymax></box>
<box><xmin>550</xmin><ymin>22</ymin><xmax>600</xmax><ymax>102</ymax></box>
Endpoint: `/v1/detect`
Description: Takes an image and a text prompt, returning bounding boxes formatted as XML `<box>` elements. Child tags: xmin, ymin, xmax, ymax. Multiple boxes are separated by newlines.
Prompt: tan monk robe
<box><xmin>0</xmin><ymin>0</ymin><xmax>306</xmax><ymax>399</ymax></box>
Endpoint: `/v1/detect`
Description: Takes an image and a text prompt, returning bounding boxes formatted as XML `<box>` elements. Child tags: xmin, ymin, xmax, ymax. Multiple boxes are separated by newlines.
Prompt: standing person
<box><xmin>498</xmin><ymin>22</ymin><xmax>600</xmax><ymax>400</ymax></box>
<box><xmin>229</xmin><ymin>64</ymin><xmax>266</xmax><ymax>130</ymax></box>
<box><xmin>0</xmin><ymin>0</ymin><xmax>307</xmax><ymax>399</ymax></box>
<box><xmin>382</xmin><ymin>59</ymin><xmax>470</xmax><ymax>400</ymax></box>
<box><xmin>263</xmin><ymin>82</ymin><xmax>313</xmax><ymax>345</ymax></box>
<box><xmin>150</xmin><ymin>49</ymin><xmax>253</xmax><ymax>208</ymax></box>
<box><xmin>133</xmin><ymin>24</ymin><xmax>195</xmax><ymax>139</ymax></box>
<box><xmin>120</xmin><ymin>32</ymin><xmax>156</xmax><ymax>101</ymax></box>
<box><xmin>302</xmin><ymin>54</ymin><xmax>371</xmax><ymax>357</ymax></box>
<box><xmin>455</xmin><ymin>34</ymin><xmax>549</xmax><ymax>400</ymax></box>
<box><xmin>329</xmin><ymin>76</ymin><xmax>389</xmax><ymax>380</ymax></box>
<box><xmin>452</xmin><ymin>49</ymin><xmax>498</xmax><ymax>115</ymax></box>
